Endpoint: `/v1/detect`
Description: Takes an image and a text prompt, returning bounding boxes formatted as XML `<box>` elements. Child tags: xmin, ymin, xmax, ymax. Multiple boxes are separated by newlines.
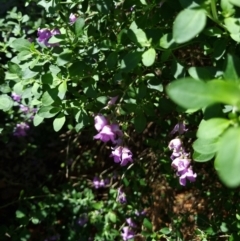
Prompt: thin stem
<box><xmin>211</xmin><ymin>0</ymin><xmax>218</xmax><ymax>21</ymax></box>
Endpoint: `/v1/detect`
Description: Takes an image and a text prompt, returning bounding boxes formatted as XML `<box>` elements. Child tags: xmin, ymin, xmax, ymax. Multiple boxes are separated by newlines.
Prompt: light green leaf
<box><xmin>58</xmin><ymin>81</ymin><xmax>67</xmax><ymax>99</ymax></box>
<box><xmin>159</xmin><ymin>33</ymin><xmax>177</xmax><ymax>49</ymax></box>
<box><xmin>223</xmin><ymin>54</ymin><xmax>240</xmax><ymax>81</ymax></box>
<box><xmin>75</xmin><ymin>18</ymin><xmax>85</xmax><ymax>37</ymax></box>
<box><xmin>215</xmin><ymin>127</ymin><xmax>240</xmax><ymax>187</ymax></box>
<box><xmin>33</xmin><ymin>114</ymin><xmax>44</xmax><ymax>126</ymax></box>
<box><xmin>142</xmin><ymin>48</ymin><xmax>156</xmax><ymax>67</ymax></box>
<box><xmin>188</xmin><ymin>67</ymin><xmax>212</xmax><ymax>80</ymax></box>
<box><xmin>230</xmin><ymin>0</ymin><xmax>240</xmax><ymax>7</ymax></box>
<box><xmin>166</xmin><ymin>78</ymin><xmax>212</xmax><ymax>109</ymax></box>
<box><xmin>193</xmin><ymin>138</ymin><xmax>218</xmax><ymax>154</ymax></box>
<box><xmin>166</xmin><ymin>78</ymin><xmax>240</xmax><ymax>109</ymax></box>
<box><xmin>12</xmin><ymin>38</ymin><xmax>31</xmax><ymax>52</ymax></box>
<box><xmin>197</xmin><ymin>118</ymin><xmax>231</xmax><ymax>139</ymax></box>
<box><xmin>8</xmin><ymin>62</ymin><xmax>22</xmax><ymax>77</ymax></box>
<box><xmin>38</xmin><ymin>106</ymin><xmax>60</xmax><ymax>118</ymax></box>
<box><xmin>16</xmin><ymin>210</ymin><xmax>25</xmax><ymax>219</ymax></box>
<box><xmin>0</xmin><ymin>95</ymin><xmax>13</xmax><ymax>111</ymax></box>
<box><xmin>193</xmin><ymin>151</ymin><xmax>215</xmax><ymax>162</ymax></box>
<box><xmin>173</xmin><ymin>8</ymin><xmax>207</xmax><ymax>43</ymax></box>
<box><xmin>21</xmin><ymin>68</ymin><xmax>38</xmax><ymax>80</ymax></box>
<box><xmin>53</xmin><ymin>113</ymin><xmax>66</xmax><ymax>132</ymax></box>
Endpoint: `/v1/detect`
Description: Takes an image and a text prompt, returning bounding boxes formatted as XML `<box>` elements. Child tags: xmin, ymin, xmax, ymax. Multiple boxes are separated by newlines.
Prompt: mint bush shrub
<box><xmin>1</xmin><ymin>0</ymin><xmax>240</xmax><ymax>240</ymax></box>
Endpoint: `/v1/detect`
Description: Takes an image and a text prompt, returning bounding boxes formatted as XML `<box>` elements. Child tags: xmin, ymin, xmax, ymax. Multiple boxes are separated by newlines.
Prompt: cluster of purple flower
<box><xmin>92</xmin><ymin>176</ymin><xmax>109</xmax><ymax>189</ymax></box>
<box><xmin>37</xmin><ymin>28</ymin><xmax>61</xmax><ymax>47</ymax></box>
<box><xmin>11</xmin><ymin>92</ymin><xmax>37</xmax><ymax>137</ymax></box>
<box><xmin>37</xmin><ymin>13</ymin><xmax>77</xmax><ymax>47</ymax></box>
<box><xmin>93</xmin><ymin>114</ymin><xmax>133</xmax><ymax>166</ymax></box>
<box><xmin>121</xmin><ymin>218</ymin><xmax>136</xmax><ymax>241</ymax></box>
<box><xmin>168</xmin><ymin>123</ymin><xmax>197</xmax><ymax>186</ymax></box>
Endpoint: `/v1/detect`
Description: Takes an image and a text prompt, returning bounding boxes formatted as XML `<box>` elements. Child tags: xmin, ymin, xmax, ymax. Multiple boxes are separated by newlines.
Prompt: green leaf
<box><xmin>16</xmin><ymin>210</ymin><xmax>26</xmax><ymax>219</ymax></box>
<box><xmin>206</xmin><ymin>80</ymin><xmax>240</xmax><ymax>107</ymax></box>
<box><xmin>106</xmin><ymin>52</ymin><xmax>118</xmax><ymax>69</ymax></box>
<box><xmin>159</xmin><ymin>33</ymin><xmax>177</xmax><ymax>49</ymax></box>
<box><xmin>53</xmin><ymin>113</ymin><xmax>66</xmax><ymax>132</ymax></box>
<box><xmin>173</xmin><ymin>8</ymin><xmax>206</xmax><ymax>43</ymax></box>
<box><xmin>143</xmin><ymin>218</ymin><xmax>152</xmax><ymax>231</ymax></box>
<box><xmin>120</xmin><ymin>51</ymin><xmax>142</xmax><ymax>73</ymax></box>
<box><xmin>56</xmin><ymin>50</ymin><xmax>73</xmax><ymax>66</ymax></box>
<box><xmin>188</xmin><ymin>67</ymin><xmax>212</xmax><ymax>80</ymax></box>
<box><xmin>215</xmin><ymin>127</ymin><xmax>240</xmax><ymax>187</ymax></box>
<box><xmin>8</xmin><ymin>62</ymin><xmax>22</xmax><ymax>77</ymax></box>
<box><xmin>193</xmin><ymin>138</ymin><xmax>218</xmax><ymax>154</ymax></box>
<box><xmin>41</xmin><ymin>89</ymin><xmax>58</xmax><ymax>106</ymax></box>
<box><xmin>21</xmin><ymin>68</ymin><xmax>38</xmax><ymax>80</ymax></box>
<box><xmin>0</xmin><ymin>95</ymin><xmax>13</xmax><ymax>111</ymax></box>
<box><xmin>128</xmin><ymin>22</ymin><xmax>149</xmax><ymax>47</ymax></box>
<box><xmin>160</xmin><ymin>227</ymin><xmax>171</xmax><ymax>235</ymax></box>
<box><xmin>33</xmin><ymin>114</ymin><xmax>44</xmax><ymax>126</ymax></box>
<box><xmin>193</xmin><ymin>151</ymin><xmax>215</xmax><ymax>162</ymax></box>
<box><xmin>230</xmin><ymin>0</ymin><xmax>240</xmax><ymax>7</ymax></box>
<box><xmin>166</xmin><ymin>78</ymin><xmax>211</xmax><ymax>109</ymax></box>
<box><xmin>134</xmin><ymin>113</ymin><xmax>147</xmax><ymax>133</ymax></box>
<box><xmin>108</xmin><ymin>212</ymin><xmax>117</xmax><ymax>223</ymax></box>
<box><xmin>166</xmin><ymin>78</ymin><xmax>240</xmax><ymax>109</ymax></box>
<box><xmin>223</xmin><ymin>54</ymin><xmax>240</xmax><ymax>81</ymax></box>
<box><xmin>142</xmin><ymin>48</ymin><xmax>156</xmax><ymax>67</ymax></box>
<box><xmin>12</xmin><ymin>38</ymin><xmax>31</xmax><ymax>52</ymax></box>
<box><xmin>197</xmin><ymin>118</ymin><xmax>231</xmax><ymax>139</ymax></box>
<box><xmin>17</xmin><ymin>50</ymin><xmax>32</xmax><ymax>61</ymax></box>
<box><xmin>58</xmin><ymin>81</ymin><xmax>67</xmax><ymax>99</ymax></box>
<box><xmin>224</xmin><ymin>18</ymin><xmax>240</xmax><ymax>42</ymax></box>
<box><xmin>75</xmin><ymin>18</ymin><xmax>85</xmax><ymax>37</ymax></box>
<box><xmin>38</xmin><ymin>106</ymin><xmax>60</xmax><ymax>118</ymax></box>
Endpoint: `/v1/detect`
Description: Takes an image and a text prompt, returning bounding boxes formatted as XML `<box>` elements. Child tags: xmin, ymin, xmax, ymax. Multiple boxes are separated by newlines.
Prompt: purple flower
<box><xmin>111</xmin><ymin>146</ymin><xmax>133</xmax><ymax>166</ymax></box>
<box><xmin>94</xmin><ymin>114</ymin><xmax>108</xmax><ymax>132</ymax></box>
<box><xmin>20</xmin><ymin>104</ymin><xmax>29</xmax><ymax>114</ymax></box>
<box><xmin>117</xmin><ymin>188</ymin><xmax>127</xmax><ymax>204</ymax></box>
<box><xmin>170</xmin><ymin>122</ymin><xmax>188</xmax><ymax>136</ymax></box>
<box><xmin>171</xmin><ymin>158</ymin><xmax>190</xmax><ymax>174</ymax></box>
<box><xmin>121</xmin><ymin>226</ymin><xmax>135</xmax><ymax>241</ymax></box>
<box><xmin>69</xmin><ymin>13</ymin><xmax>77</xmax><ymax>24</ymax></box>
<box><xmin>37</xmin><ymin>28</ymin><xmax>60</xmax><ymax>47</ymax></box>
<box><xmin>37</xmin><ymin>28</ymin><xmax>52</xmax><ymax>45</ymax></box>
<box><xmin>93</xmin><ymin>124</ymin><xmax>123</xmax><ymax>144</ymax></box>
<box><xmin>11</xmin><ymin>93</ymin><xmax>21</xmax><ymax>102</ymax></box>
<box><xmin>168</xmin><ymin>138</ymin><xmax>182</xmax><ymax>152</ymax></box>
<box><xmin>179</xmin><ymin>168</ymin><xmax>197</xmax><ymax>186</ymax></box>
<box><xmin>93</xmin><ymin>177</ymin><xmax>105</xmax><ymax>189</ymax></box>
<box><xmin>13</xmin><ymin>122</ymin><xmax>30</xmax><ymax>137</ymax></box>
<box><xmin>93</xmin><ymin>125</ymin><xmax>116</xmax><ymax>143</ymax></box>
<box><xmin>77</xmin><ymin>214</ymin><xmax>88</xmax><ymax>226</ymax></box>
<box><xmin>135</xmin><ymin>210</ymin><xmax>146</xmax><ymax>216</ymax></box>
<box><xmin>108</xmin><ymin>96</ymin><xmax>118</xmax><ymax>106</ymax></box>
<box><xmin>126</xmin><ymin>218</ymin><xmax>137</xmax><ymax>228</ymax></box>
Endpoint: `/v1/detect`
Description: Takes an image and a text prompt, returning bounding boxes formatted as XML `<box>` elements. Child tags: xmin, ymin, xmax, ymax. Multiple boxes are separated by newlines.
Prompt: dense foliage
<box><xmin>1</xmin><ymin>0</ymin><xmax>240</xmax><ymax>240</ymax></box>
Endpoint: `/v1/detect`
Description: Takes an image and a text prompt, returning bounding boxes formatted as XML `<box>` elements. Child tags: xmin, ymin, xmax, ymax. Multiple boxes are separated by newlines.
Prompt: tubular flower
<box><xmin>11</xmin><ymin>93</ymin><xmax>21</xmax><ymax>102</ymax></box>
<box><xmin>37</xmin><ymin>28</ymin><xmax>60</xmax><ymax>47</ymax></box>
<box><xmin>110</xmin><ymin>146</ymin><xmax>133</xmax><ymax>166</ymax></box>
<box><xmin>94</xmin><ymin>114</ymin><xmax>108</xmax><ymax>132</ymax></box>
<box><xmin>13</xmin><ymin>122</ymin><xmax>30</xmax><ymax>137</ymax></box>
<box><xmin>121</xmin><ymin>226</ymin><xmax>135</xmax><ymax>241</ymax></box>
<box><xmin>69</xmin><ymin>13</ymin><xmax>77</xmax><ymax>24</ymax></box>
